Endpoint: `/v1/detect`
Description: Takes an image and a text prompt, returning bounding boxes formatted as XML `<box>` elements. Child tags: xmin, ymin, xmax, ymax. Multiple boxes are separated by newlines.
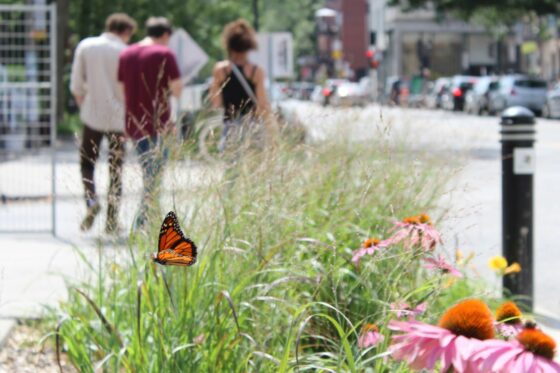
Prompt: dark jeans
<box><xmin>134</xmin><ymin>136</ymin><xmax>167</xmax><ymax>226</ymax></box>
<box><xmin>80</xmin><ymin>125</ymin><xmax>124</xmax><ymax>223</ymax></box>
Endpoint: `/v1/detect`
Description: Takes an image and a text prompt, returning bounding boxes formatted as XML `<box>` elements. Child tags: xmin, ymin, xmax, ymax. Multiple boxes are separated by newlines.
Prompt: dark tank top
<box><xmin>221</xmin><ymin>63</ymin><xmax>257</xmax><ymax>122</ymax></box>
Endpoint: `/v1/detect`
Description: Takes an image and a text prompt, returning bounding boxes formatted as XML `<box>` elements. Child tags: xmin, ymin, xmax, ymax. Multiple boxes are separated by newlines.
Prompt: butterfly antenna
<box><xmin>172</xmin><ymin>187</ymin><xmax>177</xmax><ymax>215</ymax></box>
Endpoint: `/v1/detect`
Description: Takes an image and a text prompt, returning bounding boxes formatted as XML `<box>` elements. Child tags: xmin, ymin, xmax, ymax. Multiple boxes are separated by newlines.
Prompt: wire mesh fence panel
<box><xmin>0</xmin><ymin>3</ymin><xmax>56</xmax><ymax>233</ymax></box>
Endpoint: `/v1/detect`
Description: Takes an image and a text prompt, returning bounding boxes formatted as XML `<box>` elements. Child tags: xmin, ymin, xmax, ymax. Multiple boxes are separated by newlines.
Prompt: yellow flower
<box><xmin>443</xmin><ymin>277</ymin><xmax>457</xmax><ymax>289</ymax></box>
<box><xmin>488</xmin><ymin>256</ymin><xmax>508</xmax><ymax>272</ymax></box>
<box><xmin>455</xmin><ymin>249</ymin><xmax>464</xmax><ymax>264</ymax></box>
<box><xmin>504</xmin><ymin>262</ymin><xmax>522</xmax><ymax>275</ymax></box>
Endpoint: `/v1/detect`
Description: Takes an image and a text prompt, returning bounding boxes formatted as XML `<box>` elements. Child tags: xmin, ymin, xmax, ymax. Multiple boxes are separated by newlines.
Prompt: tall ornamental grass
<box><xmin>50</xmin><ymin>125</ymin><xmax>479</xmax><ymax>372</ymax></box>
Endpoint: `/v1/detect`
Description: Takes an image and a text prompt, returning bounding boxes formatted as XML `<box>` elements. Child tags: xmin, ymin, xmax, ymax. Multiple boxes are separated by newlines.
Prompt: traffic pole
<box><xmin>500</xmin><ymin>106</ymin><xmax>536</xmax><ymax>310</ymax></box>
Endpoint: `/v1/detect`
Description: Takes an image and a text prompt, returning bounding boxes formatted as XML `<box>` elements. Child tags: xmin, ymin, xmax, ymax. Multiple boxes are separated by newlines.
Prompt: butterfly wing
<box><xmin>158</xmin><ymin>211</ymin><xmax>184</xmax><ymax>252</ymax></box>
<box><xmin>155</xmin><ymin>249</ymin><xmax>196</xmax><ymax>266</ymax></box>
<box><xmin>156</xmin><ymin>211</ymin><xmax>197</xmax><ymax>266</ymax></box>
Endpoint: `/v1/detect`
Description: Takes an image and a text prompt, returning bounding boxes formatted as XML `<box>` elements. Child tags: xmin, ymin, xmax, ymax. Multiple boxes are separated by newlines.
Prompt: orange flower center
<box><xmin>362</xmin><ymin>238</ymin><xmax>380</xmax><ymax>248</ymax></box>
<box><xmin>517</xmin><ymin>328</ymin><xmax>556</xmax><ymax>360</ymax></box>
<box><xmin>403</xmin><ymin>216</ymin><xmax>421</xmax><ymax>225</ymax></box>
<box><xmin>362</xmin><ymin>323</ymin><xmax>378</xmax><ymax>333</ymax></box>
<box><xmin>496</xmin><ymin>301</ymin><xmax>522</xmax><ymax>325</ymax></box>
<box><xmin>418</xmin><ymin>214</ymin><xmax>432</xmax><ymax>224</ymax></box>
<box><xmin>438</xmin><ymin>299</ymin><xmax>495</xmax><ymax>340</ymax></box>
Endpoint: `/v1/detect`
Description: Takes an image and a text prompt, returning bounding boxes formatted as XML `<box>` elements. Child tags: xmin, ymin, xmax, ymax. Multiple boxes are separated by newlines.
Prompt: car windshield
<box><xmin>514</xmin><ymin>80</ymin><xmax>546</xmax><ymax>88</ymax></box>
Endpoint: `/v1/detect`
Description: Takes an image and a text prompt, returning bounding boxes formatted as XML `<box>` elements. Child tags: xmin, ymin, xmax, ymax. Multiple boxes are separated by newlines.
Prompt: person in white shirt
<box><xmin>70</xmin><ymin>13</ymin><xmax>136</xmax><ymax>233</ymax></box>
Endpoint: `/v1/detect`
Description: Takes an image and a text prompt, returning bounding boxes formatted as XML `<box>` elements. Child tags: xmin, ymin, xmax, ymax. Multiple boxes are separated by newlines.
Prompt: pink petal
<box><xmin>520</xmin><ymin>351</ymin><xmax>534</xmax><ymax>372</ymax></box>
<box><xmin>536</xmin><ymin>356</ymin><xmax>560</xmax><ymax>373</ymax></box>
<box><xmin>492</xmin><ymin>347</ymin><xmax>522</xmax><ymax>372</ymax></box>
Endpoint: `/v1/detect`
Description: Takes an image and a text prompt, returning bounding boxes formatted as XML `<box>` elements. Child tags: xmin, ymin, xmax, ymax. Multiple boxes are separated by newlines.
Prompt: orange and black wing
<box><xmin>158</xmin><ymin>211</ymin><xmax>183</xmax><ymax>252</ymax></box>
<box><xmin>156</xmin><ymin>211</ymin><xmax>197</xmax><ymax>266</ymax></box>
<box><xmin>154</xmin><ymin>249</ymin><xmax>196</xmax><ymax>266</ymax></box>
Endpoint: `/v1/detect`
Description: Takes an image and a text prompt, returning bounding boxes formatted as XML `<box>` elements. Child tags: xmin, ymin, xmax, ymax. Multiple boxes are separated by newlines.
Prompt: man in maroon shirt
<box><xmin>118</xmin><ymin>17</ymin><xmax>181</xmax><ymax>228</ymax></box>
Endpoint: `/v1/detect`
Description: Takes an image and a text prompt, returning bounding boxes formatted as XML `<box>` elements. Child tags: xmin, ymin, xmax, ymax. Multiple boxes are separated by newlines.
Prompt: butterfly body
<box><xmin>153</xmin><ymin>211</ymin><xmax>197</xmax><ymax>266</ymax></box>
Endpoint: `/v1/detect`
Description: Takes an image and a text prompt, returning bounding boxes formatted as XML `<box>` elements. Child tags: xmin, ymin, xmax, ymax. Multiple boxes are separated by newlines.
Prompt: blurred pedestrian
<box><xmin>390</xmin><ymin>78</ymin><xmax>401</xmax><ymax>106</ymax></box>
<box><xmin>70</xmin><ymin>13</ymin><xmax>137</xmax><ymax>233</ymax></box>
<box><xmin>209</xmin><ymin>19</ymin><xmax>270</xmax><ymax>156</ymax></box>
<box><xmin>118</xmin><ymin>17</ymin><xmax>181</xmax><ymax>229</ymax></box>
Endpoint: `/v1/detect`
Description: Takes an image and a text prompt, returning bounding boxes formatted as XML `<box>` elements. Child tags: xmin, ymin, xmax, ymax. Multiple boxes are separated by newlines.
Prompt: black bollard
<box><xmin>500</xmin><ymin>106</ymin><xmax>536</xmax><ymax>310</ymax></box>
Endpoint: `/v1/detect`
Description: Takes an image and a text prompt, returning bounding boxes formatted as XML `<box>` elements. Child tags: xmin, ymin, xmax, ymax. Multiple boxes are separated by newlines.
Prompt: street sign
<box><xmin>169</xmin><ymin>28</ymin><xmax>209</xmax><ymax>84</ymax></box>
<box><xmin>250</xmin><ymin>32</ymin><xmax>294</xmax><ymax>79</ymax></box>
<box><xmin>514</xmin><ymin>147</ymin><xmax>535</xmax><ymax>175</ymax></box>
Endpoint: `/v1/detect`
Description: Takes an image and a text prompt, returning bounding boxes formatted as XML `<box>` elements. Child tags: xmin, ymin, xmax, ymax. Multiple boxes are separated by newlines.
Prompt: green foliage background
<box><xmin>64</xmin><ymin>0</ymin><xmax>320</xmax><ymax>75</ymax></box>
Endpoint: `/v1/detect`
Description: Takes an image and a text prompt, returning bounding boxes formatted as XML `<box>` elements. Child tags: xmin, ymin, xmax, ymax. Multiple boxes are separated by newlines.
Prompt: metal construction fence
<box><xmin>0</xmin><ymin>3</ymin><xmax>56</xmax><ymax>233</ymax></box>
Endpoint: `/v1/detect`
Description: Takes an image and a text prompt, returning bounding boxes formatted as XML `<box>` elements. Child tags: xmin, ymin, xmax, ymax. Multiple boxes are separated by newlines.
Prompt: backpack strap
<box><xmin>230</xmin><ymin>62</ymin><xmax>258</xmax><ymax>104</ymax></box>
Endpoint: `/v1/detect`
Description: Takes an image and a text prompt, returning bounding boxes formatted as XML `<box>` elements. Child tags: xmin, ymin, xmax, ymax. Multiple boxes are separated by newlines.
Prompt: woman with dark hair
<box><xmin>209</xmin><ymin>19</ymin><xmax>270</xmax><ymax>152</ymax></box>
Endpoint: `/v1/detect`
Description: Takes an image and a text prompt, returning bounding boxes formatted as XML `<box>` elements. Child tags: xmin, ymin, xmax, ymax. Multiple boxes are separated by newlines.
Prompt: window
<box><xmin>514</xmin><ymin>80</ymin><xmax>546</xmax><ymax>88</ymax></box>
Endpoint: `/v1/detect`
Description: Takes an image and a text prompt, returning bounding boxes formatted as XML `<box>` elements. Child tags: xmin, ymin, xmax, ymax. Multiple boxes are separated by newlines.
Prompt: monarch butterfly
<box><xmin>152</xmin><ymin>211</ymin><xmax>197</xmax><ymax>266</ymax></box>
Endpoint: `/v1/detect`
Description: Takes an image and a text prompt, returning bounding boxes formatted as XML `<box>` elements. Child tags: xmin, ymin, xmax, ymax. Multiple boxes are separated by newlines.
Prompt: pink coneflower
<box><xmin>390</xmin><ymin>301</ymin><xmax>427</xmax><ymax>320</ymax></box>
<box><xmin>494</xmin><ymin>301</ymin><xmax>524</xmax><ymax>339</ymax></box>
<box><xmin>386</xmin><ymin>214</ymin><xmax>442</xmax><ymax>251</ymax></box>
<box><xmin>470</xmin><ymin>328</ymin><xmax>560</xmax><ymax>372</ymax></box>
<box><xmin>389</xmin><ymin>299</ymin><xmax>495</xmax><ymax>372</ymax></box>
<box><xmin>423</xmin><ymin>255</ymin><xmax>463</xmax><ymax>278</ymax></box>
<box><xmin>351</xmin><ymin>238</ymin><xmax>388</xmax><ymax>265</ymax></box>
<box><xmin>358</xmin><ymin>323</ymin><xmax>384</xmax><ymax>349</ymax></box>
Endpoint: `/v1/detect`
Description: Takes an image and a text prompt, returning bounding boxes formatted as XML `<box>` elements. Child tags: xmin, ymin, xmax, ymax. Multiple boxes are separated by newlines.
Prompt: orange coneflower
<box><xmin>438</xmin><ymin>299</ymin><xmax>495</xmax><ymax>340</ymax></box>
<box><xmin>358</xmin><ymin>323</ymin><xmax>384</xmax><ymax>349</ymax></box>
<box><xmin>403</xmin><ymin>216</ymin><xmax>421</xmax><ymax>225</ymax></box>
<box><xmin>470</xmin><ymin>327</ymin><xmax>559</xmax><ymax>372</ymax></box>
<box><xmin>351</xmin><ymin>237</ymin><xmax>388</xmax><ymax>265</ymax></box>
<box><xmin>389</xmin><ymin>299</ymin><xmax>494</xmax><ymax>372</ymax></box>
<box><xmin>496</xmin><ymin>301</ymin><xmax>522</xmax><ymax>325</ymax></box>
<box><xmin>495</xmin><ymin>301</ymin><xmax>524</xmax><ymax>339</ymax></box>
<box><xmin>363</xmin><ymin>238</ymin><xmax>381</xmax><ymax>248</ymax></box>
<box><xmin>386</xmin><ymin>213</ymin><xmax>441</xmax><ymax>251</ymax></box>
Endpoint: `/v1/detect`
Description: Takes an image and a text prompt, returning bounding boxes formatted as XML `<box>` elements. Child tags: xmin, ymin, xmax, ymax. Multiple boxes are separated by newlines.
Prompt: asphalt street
<box><xmin>285</xmin><ymin>100</ymin><xmax>560</xmax><ymax>316</ymax></box>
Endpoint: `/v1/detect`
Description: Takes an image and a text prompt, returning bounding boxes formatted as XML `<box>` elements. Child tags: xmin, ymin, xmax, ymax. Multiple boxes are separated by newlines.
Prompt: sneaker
<box><xmin>80</xmin><ymin>202</ymin><xmax>101</xmax><ymax>231</ymax></box>
<box><xmin>105</xmin><ymin>219</ymin><xmax>122</xmax><ymax>236</ymax></box>
<box><xmin>105</xmin><ymin>223</ymin><xmax>122</xmax><ymax>236</ymax></box>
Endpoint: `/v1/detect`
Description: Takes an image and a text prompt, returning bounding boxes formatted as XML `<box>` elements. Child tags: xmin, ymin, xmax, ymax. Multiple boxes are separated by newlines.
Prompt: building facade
<box><xmin>327</xmin><ymin>0</ymin><xmax>370</xmax><ymax>78</ymax></box>
<box><xmin>368</xmin><ymin>1</ymin><xmax>498</xmax><ymax>84</ymax></box>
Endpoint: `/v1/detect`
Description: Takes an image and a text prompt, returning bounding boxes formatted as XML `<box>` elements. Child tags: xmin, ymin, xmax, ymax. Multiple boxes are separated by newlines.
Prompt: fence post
<box><xmin>50</xmin><ymin>2</ymin><xmax>57</xmax><ymax>236</ymax></box>
<box><xmin>500</xmin><ymin>106</ymin><xmax>536</xmax><ymax>310</ymax></box>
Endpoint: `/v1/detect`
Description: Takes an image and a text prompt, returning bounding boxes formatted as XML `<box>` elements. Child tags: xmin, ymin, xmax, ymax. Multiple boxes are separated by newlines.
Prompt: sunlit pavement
<box><xmin>284</xmin><ymin>100</ymin><xmax>560</xmax><ymax>318</ymax></box>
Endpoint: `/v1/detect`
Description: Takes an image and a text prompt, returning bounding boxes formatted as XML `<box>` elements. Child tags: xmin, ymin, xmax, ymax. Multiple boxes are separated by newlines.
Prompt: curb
<box><xmin>534</xmin><ymin>307</ymin><xmax>560</xmax><ymax>329</ymax></box>
<box><xmin>534</xmin><ymin>307</ymin><xmax>560</xmax><ymax>362</ymax></box>
<box><xmin>0</xmin><ymin>319</ymin><xmax>15</xmax><ymax>351</ymax></box>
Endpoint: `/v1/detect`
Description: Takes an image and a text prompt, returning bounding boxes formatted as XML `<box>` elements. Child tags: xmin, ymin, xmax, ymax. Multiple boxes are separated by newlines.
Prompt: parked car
<box><xmin>424</xmin><ymin>77</ymin><xmax>450</xmax><ymax>109</ymax></box>
<box><xmin>310</xmin><ymin>79</ymin><xmax>349</xmax><ymax>106</ymax></box>
<box><xmin>329</xmin><ymin>81</ymin><xmax>368</xmax><ymax>107</ymax></box>
<box><xmin>488</xmin><ymin>75</ymin><xmax>547</xmax><ymax>115</ymax></box>
<box><xmin>543</xmin><ymin>83</ymin><xmax>560</xmax><ymax>118</ymax></box>
<box><xmin>442</xmin><ymin>75</ymin><xmax>477</xmax><ymax>111</ymax></box>
<box><xmin>291</xmin><ymin>82</ymin><xmax>315</xmax><ymax>100</ymax></box>
<box><xmin>464</xmin><ymin>76</ymin><xmax>499</xmax><ymax>115</ymax></box>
